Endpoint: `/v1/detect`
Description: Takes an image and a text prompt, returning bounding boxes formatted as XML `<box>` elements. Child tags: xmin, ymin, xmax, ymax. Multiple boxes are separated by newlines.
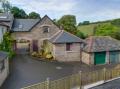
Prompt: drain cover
<box><xmin>56</xmin><ymin>66</ymin><xmax>62</xmax><ymax>70</ymax></box>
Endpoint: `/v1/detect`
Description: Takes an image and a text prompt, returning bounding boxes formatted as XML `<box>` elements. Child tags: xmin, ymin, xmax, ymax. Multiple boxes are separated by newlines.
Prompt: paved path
<box><xmin>1</xmin><ymin>55</ymin><xmax>119</xmax><ymax>89</ymax></box>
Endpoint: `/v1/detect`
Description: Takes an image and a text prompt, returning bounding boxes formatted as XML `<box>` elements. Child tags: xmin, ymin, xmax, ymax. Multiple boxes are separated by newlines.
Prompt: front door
<box><xmin>32</xmin><ymin>40</ymin><xmax>38</xmax><ymax>52</ymax></box>
<box><xmin>94</xmin><ymin>52</ymin><xmax>106</xmax><ymax>65</ymax></box>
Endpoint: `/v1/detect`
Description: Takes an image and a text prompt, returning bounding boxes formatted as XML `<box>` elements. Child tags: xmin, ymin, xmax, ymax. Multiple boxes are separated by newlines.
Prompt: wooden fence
<box><xmin>21</xmin><ymin>68</ymin><xmax>120</xmax><ymax>89</ymax></box>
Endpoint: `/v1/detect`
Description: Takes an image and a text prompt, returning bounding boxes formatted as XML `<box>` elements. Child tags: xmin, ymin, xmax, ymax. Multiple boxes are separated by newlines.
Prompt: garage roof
<box><xmin>83</xmin><ymin>36</ymin><xmax>120</xmax><ymax>52</ymax></box>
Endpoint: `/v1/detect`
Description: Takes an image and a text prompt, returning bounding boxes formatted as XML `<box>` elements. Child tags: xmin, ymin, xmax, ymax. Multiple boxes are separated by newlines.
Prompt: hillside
<box><xmin>77</xmin><ymin>21</ymin><xmax>111</xmax><ymax>36</ymax></box>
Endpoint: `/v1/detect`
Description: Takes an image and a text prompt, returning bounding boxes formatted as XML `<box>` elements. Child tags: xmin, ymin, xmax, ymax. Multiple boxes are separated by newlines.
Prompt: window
<box><xmin>43</xmin><ymin>26</ymin><xmax>49</xmax><ymax>33</ymax></box>
<box><xmin>0</xmin><ymin>60</ymin><xmax>5</xmax><ymax>72</ymax></box>
<box><xmin>66</xmin><ymin>43</ymin><xmax>72</xmax><ymax>51</ymax></box>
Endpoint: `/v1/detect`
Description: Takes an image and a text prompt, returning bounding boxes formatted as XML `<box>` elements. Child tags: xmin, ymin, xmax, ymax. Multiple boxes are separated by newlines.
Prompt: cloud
<box><xmin>10</xmin><ymin>0</ymin><xmax>77</xmax><ymax>17</ymax></box>
<box><xmin>9</xmin><ymin>0</ymin><xmax>120</xmax><ymax>22</ymax></box>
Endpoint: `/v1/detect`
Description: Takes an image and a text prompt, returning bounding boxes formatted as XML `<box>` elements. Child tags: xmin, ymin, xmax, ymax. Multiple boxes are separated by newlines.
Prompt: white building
<box><xmin>0</xmin><ymin>51</ymin><xmax>8</xmax><ymax>87</ymax></box>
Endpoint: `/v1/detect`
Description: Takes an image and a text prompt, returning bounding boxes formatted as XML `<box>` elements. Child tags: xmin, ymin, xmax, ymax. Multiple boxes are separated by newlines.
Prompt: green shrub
<box><xmin>0</xmin><ymin>32</ymin><xmax>15</xmax><ymax>59</ymax></box>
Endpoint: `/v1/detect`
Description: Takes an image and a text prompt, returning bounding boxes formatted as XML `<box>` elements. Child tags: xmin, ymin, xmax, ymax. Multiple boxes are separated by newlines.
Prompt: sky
<box><xmin>8</xmin><ymin>0</ymin><xmax>120</xmax><ymax>23</ymax></box>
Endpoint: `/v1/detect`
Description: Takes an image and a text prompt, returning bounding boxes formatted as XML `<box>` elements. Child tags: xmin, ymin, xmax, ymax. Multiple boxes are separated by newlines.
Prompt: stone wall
<box><xmin>0</xmin><ymin>58</ymin><xmax>9</xmax><ymax>87</ymax></box>
<box><xmin>81</xmin><ymin>51</ymin><xmax>94</xmax><ymax>65</ymax></box>
<box><xmin>53</xmin><ymin>43</ymin><xmax>81</xmax><ymax>62</ymax></box>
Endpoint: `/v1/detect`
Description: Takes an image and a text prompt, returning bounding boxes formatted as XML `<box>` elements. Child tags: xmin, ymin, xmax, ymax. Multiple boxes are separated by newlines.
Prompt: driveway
<box><xmin>1</xmin><ymin>55</ymin><xmax>119</xmax><ymax>89</ymax></box>
<box><xmin>1</xmin><ymin>55</ymin><xmax>79</xmax><ymax>89</ymax></box>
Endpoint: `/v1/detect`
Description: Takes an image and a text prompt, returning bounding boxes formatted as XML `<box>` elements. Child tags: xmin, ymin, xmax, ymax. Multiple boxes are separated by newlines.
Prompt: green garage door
<box><xmin>109</xmin><ymin>51</ymin><xmax>119</xmax><ymax>63</ymax></box>
<box><xmin>94</xmin><ymin>52</ymin><xmax>106</xmax><ymax>65</ymax></box>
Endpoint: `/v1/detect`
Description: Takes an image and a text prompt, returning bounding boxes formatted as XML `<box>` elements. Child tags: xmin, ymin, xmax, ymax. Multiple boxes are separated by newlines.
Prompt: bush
<box><xmin>45</xmin><ymin>52</ymin><xmax>53</xmax><ymax>60</ymax></box>
<box><xmin>31</xmin><ymin>52</ymin><xmax>42</xmax><ymax>58</ymax></box>
<box><xmin>76</xmin><ymin>30</ymin><xmax>87</xmax><ymax>39</ymax></box>
<box><xmin>0</xmin><ymin>32</ymin><xmax>15</xmax><ymax>59</ymax></box>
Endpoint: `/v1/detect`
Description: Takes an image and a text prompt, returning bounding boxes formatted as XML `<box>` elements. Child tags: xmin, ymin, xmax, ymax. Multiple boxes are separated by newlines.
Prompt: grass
<box><xmin>77</xmin><ymin>22</ymin><xmax>110</xmax><ymax>36</ymax></box>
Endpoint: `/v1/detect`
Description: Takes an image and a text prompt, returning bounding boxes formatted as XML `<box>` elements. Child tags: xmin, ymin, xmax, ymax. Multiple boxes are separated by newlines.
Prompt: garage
<box><xmin>15</xmin><ymin>39</ymin><xmax>30</xmax><ymax>54</ymax></box>
<box><xmin>94</xmin><ymin>52</ymin><xmax>106</xmax><ymax>65</ymax></box>
<box><xmin>109</xmin><ymin>51</ymin><xmax>119</xmax><ymax>64</ymax></box>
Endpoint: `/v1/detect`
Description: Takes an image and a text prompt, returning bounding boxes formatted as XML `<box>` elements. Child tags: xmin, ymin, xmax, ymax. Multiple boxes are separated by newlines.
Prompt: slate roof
<box><xmin>83</xmin><ymin>36</ymin><xmax>120</xmax><ymax>52</ymax></box>
<box><xmin>12</xmin><ymin>19</ymin><xmax>40</xmax><ymax>32</ymax></box>
<box><xmin>49</xmin><ymin>30</ymin><xmax>84</xmax><ymax>43</ymax></box>
<box><xmin>0</xmin><ymin>12</ymin><xmax>14</xmax><ymax>29</ymax></box>
<box><xmin>0</xmin><ymin>51</ymin><xmax>8</xmax><ymax>61</ymax></box>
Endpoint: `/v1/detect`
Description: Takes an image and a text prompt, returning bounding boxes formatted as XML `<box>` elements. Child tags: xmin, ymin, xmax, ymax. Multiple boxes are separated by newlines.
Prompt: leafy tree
<box><xmin>78</xmin><ymin>21</ymin><xmax>90</xmax><ymax>26</ymax></box>
<box><xmin>57</xmin><ymin>15</ymin><xmax>77</xmax><ymax>34</ymax></box>
<box><xmin>0</xmin><ymin>32</ymin><xmax>15</xmax><ymax>59</ymax></box>
<box><xmin>82</xmin><ymin>21</ymin><xmax>90</xmax><ymax>25</ymax></box>
<box><xmin>111</xmin><ymin>19</ymin><xmax>120</xmax><ymax>27</ymax></box>
<box><xmin>95</xmin><ymin>23</ymin><xmax>119</xmax><ymax>39</ymax></box>
<box><xmin>1</xmin><ymin>0</ymin><xmax>11</xmax><ymax>12</ymax></box>
<box><xmin>78</xmin><ymin>22</ymin><xmax>82</xmax><ymax>26</ymax></box>
<box><xmin>76</xmin><ymin>30</ymin><xmax>86</xmax><ymax>39</ymax></box>
<box><xmin>10</xmin><ymin>7</ymin><xmax>27</xmax><ymax>18</ymax></box>
<box><xmin>0</xmin><ymin>9</ymin><xmax>3</xmax><ymax>13</ymax></box>
<box><xmin>28</xmin><ymin>12</ymin><xmax>41</xmax><ymax>19</ymax></box>
<box><xmin>112</xmin><ymin>31</ymin><xmax>120</xmax><ymax>40</ymax></box>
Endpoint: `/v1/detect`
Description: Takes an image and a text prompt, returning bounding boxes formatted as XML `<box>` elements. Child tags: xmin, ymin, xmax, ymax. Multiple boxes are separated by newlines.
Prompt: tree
<box><xmin>57</xmin><ymin>15</ymin><xmax>77</xmax><ymax>34</ymax></box>
<box><xmin>10</xmin><ymin>7</ymin><xmax>27</xmax><ymax>18</ymax></box>
<box><xmin>95</xmin><ymin>23</ymin><xmax>119</xmax><ymax>39</ymax></box>
<box><xmin>0</xmin><ymin>9</ymin><xmax>3</xmax><ymax>13</ymax></box>
<box><xmin>76</xmin><ymin>30</ymin><xmax>86</xmax><ymax>39</ymax></box>
<box><xmin>82</xmin><ymin>21</ymin><xmax>90</xmax><ymax>25</ymax></box>
<box><xmin>111</xmin><ymin>19</ymin><xmax>120</xmax><ymax>27</ymax></box>
<box><xmin>1</xmin><ymin>0</ymin><xmax>11</xmax><ymax>12</ymax></box>
<box><xmin>78</xmin><ymin>21</ymin><xmax>90</xmax><ymax>26</ymax></box>
<box><xmin>78</xmin><ymin>22</ymin><xmax>82</xmax><ymax>26</ymax></box>
<box><xmin>28</xmin><ymin>12</ymin><xmax>41</xmax><ymax>19</ymax></box>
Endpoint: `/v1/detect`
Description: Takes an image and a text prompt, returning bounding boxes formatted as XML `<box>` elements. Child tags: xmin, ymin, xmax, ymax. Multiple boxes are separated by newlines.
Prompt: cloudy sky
<box><xmin>9</xmin><ymin>0</ymin><xmax>120</xmax><ymax>22</ymax></box>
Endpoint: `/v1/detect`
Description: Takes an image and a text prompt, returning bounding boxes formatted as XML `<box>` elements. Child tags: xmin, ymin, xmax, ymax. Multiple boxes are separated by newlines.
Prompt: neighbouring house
<box><xmin>46</xmin><ymin>30</ymin><xmax>84</xmax><ymax>61</ymax></box>
<box><xmin>82</xmin><ymin>36</ymin><xmax>120</xmax><ymax>65</ymax></box>
<box><xmin>0</xmin><ymin>13</ymin><xmax>13</xmax><ymax>43</ymax></box>
<box><xmin>0</xmin><ymin>51</ymin><xmax>9</xmax><ymax>87</ymax></box>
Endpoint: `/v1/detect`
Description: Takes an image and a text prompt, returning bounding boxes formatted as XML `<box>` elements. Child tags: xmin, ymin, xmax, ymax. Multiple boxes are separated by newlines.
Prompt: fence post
<box><xmin>103</xmin><ymin>68</ymin><xmax>106</xmax><ymax>81</ymax></box>
<box><xmin>46</xmin><ymin>77</ymin><xmax>50</xmax><ymax>89</ymax></box>
<box><xmin>79</xmin><ymin>71</ymin><xmax>82</xmax><ymax>89</ymax></box>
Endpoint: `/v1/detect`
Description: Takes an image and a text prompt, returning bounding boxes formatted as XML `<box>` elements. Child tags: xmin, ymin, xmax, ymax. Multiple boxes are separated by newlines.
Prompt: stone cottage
<box><xmin>47</xmin><ymin>30</ymin><xmax>84</xmax><ymax>61</ymax></box>
<box><xmin>11</xmin><ymin>14</ymin><xmax>84</xmax><ymax>61</ymax></box>
<box><xmin>0</xmin><ymin>51</ymin><xmax>9</xmax><ymax>87</ymax></box>
<box><xmin>82</xmin><ymin>36</ymin><xmax>120</xmax><ymax>65</ymax></box>
<box><xmin>11</xmin><ymin>15</ymin><xmax>61</xmax><ymax>53</ymax></box>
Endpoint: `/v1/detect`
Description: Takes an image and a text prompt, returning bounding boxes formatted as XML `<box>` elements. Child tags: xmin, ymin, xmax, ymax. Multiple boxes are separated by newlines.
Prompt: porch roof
<box><xmin>49</xmin><ymin>30</ymin><xmax>84</xmax><ymax>43</ymax></box>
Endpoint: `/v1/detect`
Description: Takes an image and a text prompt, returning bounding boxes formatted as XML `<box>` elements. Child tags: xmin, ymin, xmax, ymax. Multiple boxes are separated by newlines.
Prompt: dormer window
<box><xmin>43</xmin><ymin>26</ymin><xmax>49</xmax><ymax>33</ymax></box>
